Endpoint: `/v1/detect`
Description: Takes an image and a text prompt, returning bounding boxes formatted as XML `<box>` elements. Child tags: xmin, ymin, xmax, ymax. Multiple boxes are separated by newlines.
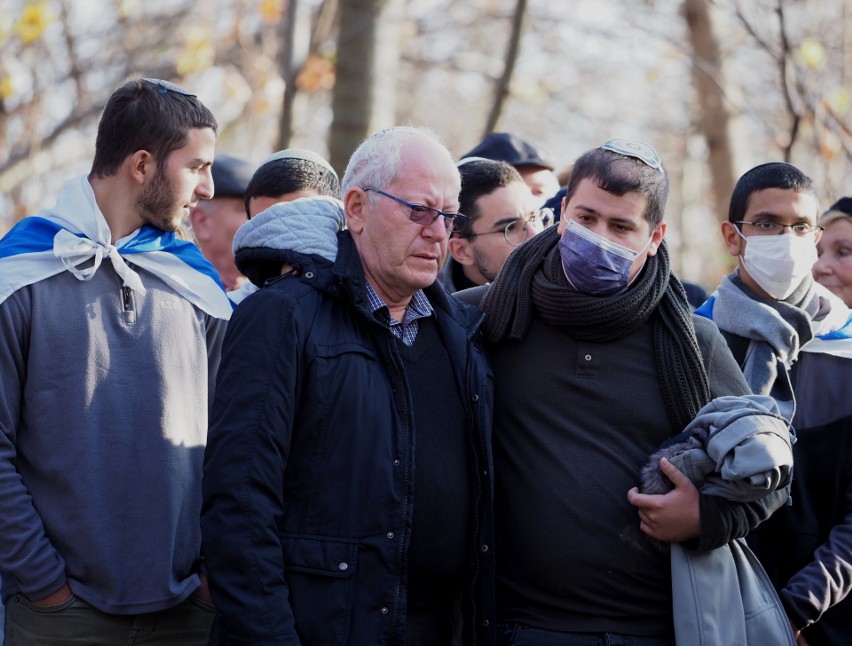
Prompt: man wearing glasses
<box><xmin>438</xmin><ymin>158</ymin><xmax>542</xmax><ymax>292</ymax></box>
<box><xmin>696</xmin><ymin>162</ymin><xmax>852</xmax><ymax>645</ymax></box>
<box><xmin>456</xmin><ymin>140</ymin><xmax>790</xmax><ymax>645</ymax></box>
<box><xmin>202</xmin><ymin>126</ymin><xmax>495</xmax><ymax>645</ymax></box>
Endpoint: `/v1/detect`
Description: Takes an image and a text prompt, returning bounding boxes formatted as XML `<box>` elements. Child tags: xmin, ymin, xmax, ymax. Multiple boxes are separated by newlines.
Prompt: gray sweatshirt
<box><xmin>0</xmin><ymin>262</ymin><xmax>226</xmax><ymax>613</ymax></box>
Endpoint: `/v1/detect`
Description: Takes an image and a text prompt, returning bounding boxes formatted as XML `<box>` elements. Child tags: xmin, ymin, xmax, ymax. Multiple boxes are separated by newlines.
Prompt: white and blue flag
<box><xmin>0</xmin><ymin>175</ymin><xmax>232</xmax><ymax>320</ymax></box>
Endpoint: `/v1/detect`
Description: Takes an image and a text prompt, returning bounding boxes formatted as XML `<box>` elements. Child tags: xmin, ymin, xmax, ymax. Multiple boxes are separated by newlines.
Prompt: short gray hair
<box><xmin>341</xmin><ymin>126</ymin><xmax>453</xmax><ymax>202</ymax></box>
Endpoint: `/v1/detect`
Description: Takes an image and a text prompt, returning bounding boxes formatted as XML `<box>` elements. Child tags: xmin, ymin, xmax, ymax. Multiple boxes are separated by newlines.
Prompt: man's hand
<box><xmin>193</xmin><ymin>573</ymin><xmax>215</xmax><ymax>606</ymax></box>
<box><xmin>32</xmin><ymin>583</ymin><xmax>72</xmax><ymax>607</ymax></box>
<box><xmin>789</xmin><ymin>617</ymin><xmax>810</xmax><ymax>645</ymax></box>
<box><xmin>627</xmin><ymin>457</ymin><xmax>701</xmax><ymax>542</ymax></box>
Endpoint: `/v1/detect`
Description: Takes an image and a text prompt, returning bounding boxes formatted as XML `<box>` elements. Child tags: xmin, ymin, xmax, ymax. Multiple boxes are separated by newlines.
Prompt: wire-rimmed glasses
<box><xmin>734</xmin><ymin>220</ymin><xmax>824</xmax><ymax>237</ymax></box>
<box><xmin>465</xmin><ymin>216</ymin><xmax>537</xmax><ymax>247</ymax></box>
<box><xmin>364</xmin><ymin>187</ymin><xmax>469</xmax><ymax>233</ymax></box>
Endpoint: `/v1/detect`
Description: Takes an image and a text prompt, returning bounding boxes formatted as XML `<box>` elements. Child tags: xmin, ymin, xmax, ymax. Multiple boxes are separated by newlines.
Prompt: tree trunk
<box><xmin>683</xmin><ymin>0</ymin><xmax>736</xmax><ymax>224</ymax></box>
<box><xmin>277</xmin><ymin>0</ymin><xmax>313</xmax><ymax>149</ymax></box>
<box><xmin>329</xmin><ymin>0</ymin><xmax>402</xmax><ymax>177</ymax></box>
<box><xmin>483</xmin><ymin>0</ymin><xmax>528</xmax><ymax>136</ymax></box>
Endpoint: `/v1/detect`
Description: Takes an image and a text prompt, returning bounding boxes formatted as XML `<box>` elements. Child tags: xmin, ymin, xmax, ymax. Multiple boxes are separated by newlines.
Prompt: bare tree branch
<box><xmin>278</xmin><ymin>0</ymin><xmax>312</xmax><ymax>148</ymax></box>
<box><xmin>312</xmin><ymin>0</ymin><xmax>339</xmax><ymax>52</ymax></box>
<box><xmin>776</xmin><ymin>0</ymin><xmax>801</xmax><ymax>161</ymax></box>
<box><xmin>732</xmin><ymin>0</ymin><xmax>779</xmax><ymax>59</ymax></box>
<box><xmin>483</xmin><ymin>0</ymin><xmax>528</xmax><ymax>136</ymax></box>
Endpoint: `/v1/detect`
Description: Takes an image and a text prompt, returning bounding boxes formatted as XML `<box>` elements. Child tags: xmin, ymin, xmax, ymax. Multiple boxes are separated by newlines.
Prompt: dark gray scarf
<box><xmin>710</xmin><ymin>271</ymin><xmax>831</xmax><ymax>422</ymax></box>
<box><xmin>481</xmin><ymin>225</ymin><xmax>711</xmax><ymax>432</ymax></box>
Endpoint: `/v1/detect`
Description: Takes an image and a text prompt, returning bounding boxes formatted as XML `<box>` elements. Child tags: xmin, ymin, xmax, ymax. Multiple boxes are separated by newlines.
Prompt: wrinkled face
<box><xmin>518</xmin><ymin>165</ymin><xmax>560</xmax><ymax>200</ymax></box>
<box><xmin>346</xmin><ymin>140</ymin><xmax>460</xmax><ymax>305</ymax></box>
<box><xmin>137</xmin><ymin>127</ymin><xmax>215</xmax><ymax>232</ymax></box>
<box><xmin>814</xmin><ymin>218</ymin><xmax>852</xmax><ymax>307</ymax></box>
<box><xmin>451</xmin><ymin>180</ymin><xmax>537</xmax><ymax>284</ymax></box>
<box><xmin>558</xmin><ymin>177</ymin><xmax>664</xmax><ymax>281</ymax></box>
<box><xmin>189</xmin><ymin>195</ymin><xmax>247</xmax><ymax>288</ymax></box>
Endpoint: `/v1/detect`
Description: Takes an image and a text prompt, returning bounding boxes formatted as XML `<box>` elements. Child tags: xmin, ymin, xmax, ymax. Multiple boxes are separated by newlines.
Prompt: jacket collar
<box><xmin>333</xmin><ymin>231</ymin><xmax>485</xmax><ymax>338</ymax></box>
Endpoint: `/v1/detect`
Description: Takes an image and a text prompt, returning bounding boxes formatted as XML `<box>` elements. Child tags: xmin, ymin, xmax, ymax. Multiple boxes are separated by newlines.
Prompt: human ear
<box><xmin>344</xmin><ymin>188</ymin><xmax>368</xmax><ymax>234</ymax></box>
<box><xmin>720</xmin><ymin>221</ymin><xmax>744</xmax><ymax>257</ymax></box>
<box><xmin>448</xmin><ymin>236</ymin><xmax>475</xmax><ymax>266</ymax></box>
<box><xmin>128</xmin><ymin>150</ymin><xmax>154</xmax><ymax>186</ymax></box>
<box><xmin>646</xmin><ymin>222</ymin><xmax>667</xmax><ymax>257</ymax></box>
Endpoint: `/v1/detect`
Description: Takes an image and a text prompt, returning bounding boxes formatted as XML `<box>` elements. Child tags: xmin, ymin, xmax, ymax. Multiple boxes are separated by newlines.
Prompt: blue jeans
<box><xmin>4</xmin><ymin>593</ymin><xmax>214</xmax><ymax>645</ymax></box>
<box><xmin>497</xmin><ymin>623</ymin><xmax>674</xmax><ymax>646</ymax></box>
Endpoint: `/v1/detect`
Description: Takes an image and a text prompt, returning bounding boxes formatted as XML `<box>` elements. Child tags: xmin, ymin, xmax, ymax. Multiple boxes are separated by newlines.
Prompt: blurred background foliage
<box><xmin>1</xmin><ymin>0</ymin><xmax>851</xmax><ymax>288</ymax></box>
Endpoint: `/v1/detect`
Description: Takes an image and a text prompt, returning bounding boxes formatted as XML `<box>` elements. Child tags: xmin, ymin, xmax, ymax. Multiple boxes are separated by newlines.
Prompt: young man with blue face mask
<box><xmin>456</xmin><ymin>140</ymin><xmax>792</xmax><ymax>645</ymax></box>
<box><xmin>696</xmin><ymin>162</ymin><xmax>852</xmax><ymax>645</ymax></box>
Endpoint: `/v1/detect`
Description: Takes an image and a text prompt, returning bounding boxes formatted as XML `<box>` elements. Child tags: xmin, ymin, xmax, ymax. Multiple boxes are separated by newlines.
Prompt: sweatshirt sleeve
<box><xmin>782</xmin><ymin>512</ymin><xmax>852</xmax><ymax>630</ymax></box>
<box><xmin>781</xmin><ymin>416</ymin><xmax>852</xmax><ymax>630</ymax></box>
<box><xmin>692</xmin><ymin>314</ymin><xmax>750</xmax><ymax>399</ymax></box>
<box><xmin>691</xmin><ymin>314</ymin><xmax>791</xmax><ymax>551</ymax></box>
<box><xmin>0</xmin><ymin>289</ymin><xmax>67</xmax><ymax>600</ymax></box>
<box><xmin>201</xmin><ymin>286</ymin><xmax>304</xmax><ymax>645</ymax></box>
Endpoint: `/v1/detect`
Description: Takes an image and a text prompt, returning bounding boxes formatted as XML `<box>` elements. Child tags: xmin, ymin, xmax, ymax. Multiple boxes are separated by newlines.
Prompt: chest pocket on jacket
<box><xmin>314</xmin><ymin>342</ymin><xmax>380</xmax><ymax>402</ymax></box>
<box><xmin>282</xmin><ymin>535</ymin><xmax>358</xmax><ymax>644</ymax></box>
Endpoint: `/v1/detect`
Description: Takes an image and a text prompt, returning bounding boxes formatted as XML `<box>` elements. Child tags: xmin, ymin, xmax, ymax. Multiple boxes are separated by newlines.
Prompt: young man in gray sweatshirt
<box><xmin>0</xmin><ymin>78</ymin><xmax>231</xmax><ymax>645</ymax></box>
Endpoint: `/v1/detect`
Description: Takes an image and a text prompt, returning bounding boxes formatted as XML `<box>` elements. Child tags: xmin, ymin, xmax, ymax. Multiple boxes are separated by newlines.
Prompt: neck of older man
<box><xmin>376</xmin><ymin>290</ymin><xmax>411</xmax><ymax>322</ymax></box>
<box><xmin>362</xmin><ymin>272</ymin><xmax>414</xmax><ymax>322</ymax></box>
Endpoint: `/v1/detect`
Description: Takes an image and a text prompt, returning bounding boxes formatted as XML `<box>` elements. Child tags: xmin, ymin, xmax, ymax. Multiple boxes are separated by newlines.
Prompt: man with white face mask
<box><xmin>456</xmin><ymin>140</ymin><xmax>791</xmax><ymax>645</ymax></box>
<box><xmin>696</xmin><ymin>161</ymin><xmax>852</xmax><ymax>645</ymax></box>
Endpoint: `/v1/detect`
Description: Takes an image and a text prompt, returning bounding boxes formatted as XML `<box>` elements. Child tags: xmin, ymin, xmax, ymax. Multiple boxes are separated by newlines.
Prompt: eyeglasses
<box><xmin>465</xmin><ymin>217</ymin><xmax>537</xmax><ymax>247</ymax></box>
<box><xmin>600</xmin><ymin>138</ymin><xmax>664</xmax><ymax>173</ymax></box>
<box><xmin>735</xmin><ymin>220</ymin><xmax>824</xmax><ymax>237</ymax></box>
<box><xmin>537</xmin><ymin>207</ymin><xmax>556</xmax><ymax>229</ymax></box>
<box><xmin>364</xmin><ymin>187</ymin><xmax>469</xmax><ymax>233</ymax></box>
<box><xmin>141</xmin><ymin>78</ymin><xmax>197</xmax><ymax>97</ymax></box>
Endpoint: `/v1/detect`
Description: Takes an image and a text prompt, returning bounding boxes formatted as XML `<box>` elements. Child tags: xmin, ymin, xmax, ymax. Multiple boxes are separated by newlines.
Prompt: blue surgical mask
<box><xmin>559</xmin><ymin>220</ymin><xmax>651</xmax><ymax>296</ymax></box>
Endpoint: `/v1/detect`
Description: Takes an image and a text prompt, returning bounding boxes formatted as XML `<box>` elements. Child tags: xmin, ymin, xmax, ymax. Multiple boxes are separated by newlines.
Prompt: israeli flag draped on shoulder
<box><xmin>803</xmin><ymin>308</ymin><xmax>852</xmax><ymax>357</ymax></box>
<box><xmin>0</xmin><ymin>175</ymin><xmax>232</xmax><ymax>320</ymax></box>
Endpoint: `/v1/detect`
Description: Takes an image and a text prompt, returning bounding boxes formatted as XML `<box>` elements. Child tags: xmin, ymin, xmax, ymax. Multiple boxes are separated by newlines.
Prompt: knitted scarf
<box><xmin>481</xmin><ymin>225</ymin><xmax>711</xmax><ymax>432</ymax></box>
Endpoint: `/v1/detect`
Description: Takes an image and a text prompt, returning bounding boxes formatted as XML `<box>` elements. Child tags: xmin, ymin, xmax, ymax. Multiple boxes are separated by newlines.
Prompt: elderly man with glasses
<box><xmin>455</xmin><ymin>140</ymin><xmax>792</xmax><ymax>645</ymax></box>
<box><xmin>438</xmin><ymin>158</ymin><xmax>544</xmax><ymax>292</ymax></box>
<box><xmin>696</xmin><ymin>162</ymin><xmax>852</xmax><ymax>645</ymax></box>
<box><xmin>201</xmin><ymin>126</ymin><xmax>495</xmax><ymax>645</ymax></box>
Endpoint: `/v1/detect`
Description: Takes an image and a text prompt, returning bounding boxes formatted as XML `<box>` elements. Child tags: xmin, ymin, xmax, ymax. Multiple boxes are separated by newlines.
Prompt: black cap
<box><xmin>827</xmin><ymin>197</ymin><xmax>852</xmax><ymax>216</ymax></box>
<box><xmin>541</xmin><ymin>185</ymin><xmax>567</xmax><ymax>215</ymax></box>
<box><xmin>212</xmin><ymin>155</ymin><xmax>254</xmax><ymax>198</ymax></box>
<box><xmin>461</xmin><ymin>132</ymin><xmax>554</xmax><ymax>171</ymax></box>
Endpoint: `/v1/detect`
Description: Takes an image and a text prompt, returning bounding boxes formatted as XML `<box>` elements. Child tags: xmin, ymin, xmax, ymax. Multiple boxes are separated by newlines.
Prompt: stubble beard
<box><xmin>136</xmin><ymin>163</ymin><xmax>182</xmax><ymax>232</ymax></box>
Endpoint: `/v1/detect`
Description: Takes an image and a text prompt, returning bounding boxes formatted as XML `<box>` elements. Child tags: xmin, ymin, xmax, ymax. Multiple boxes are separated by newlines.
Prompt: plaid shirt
<box><xmin>364</xmin><ymin>283</ymin><xmax>434</xmax><ymax>346</ymax></box>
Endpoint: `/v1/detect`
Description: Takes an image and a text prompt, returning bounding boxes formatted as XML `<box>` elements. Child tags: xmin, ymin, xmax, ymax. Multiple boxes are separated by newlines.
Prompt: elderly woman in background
<box><xmin>814</xmin><ymin>197</ymin><xmax>852</xmax><ymax>307</ymax></box>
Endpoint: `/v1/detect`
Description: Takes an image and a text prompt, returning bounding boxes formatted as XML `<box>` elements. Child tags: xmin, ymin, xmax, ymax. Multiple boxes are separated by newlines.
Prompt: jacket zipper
<box><xmin>122</xmin><ymin>286</ymin><xmax>134</xmax><ymax>312</ymax></box>
<box><xmin>387</xmin><ymin>335</ymin><xmax>411</xmax><ymax>643</ymax></box>
<box><xmin>466</xmin><ymin>334</ymin><xmax>483</xmax><ymax>645</ymax></box>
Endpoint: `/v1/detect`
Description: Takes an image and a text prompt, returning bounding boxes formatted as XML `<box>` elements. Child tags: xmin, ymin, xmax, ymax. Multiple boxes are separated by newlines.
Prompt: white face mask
<box><xmin>738</xmin><ymin>230</ymin><xmax>818</xmax><ymax>300</ymax></box>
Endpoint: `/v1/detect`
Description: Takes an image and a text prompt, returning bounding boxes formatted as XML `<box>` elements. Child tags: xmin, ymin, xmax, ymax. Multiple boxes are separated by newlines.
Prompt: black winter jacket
<box><xmin>202</xmin><ymin>231</ymin><xmax>496</xmax><ymax>645</ymax></box>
